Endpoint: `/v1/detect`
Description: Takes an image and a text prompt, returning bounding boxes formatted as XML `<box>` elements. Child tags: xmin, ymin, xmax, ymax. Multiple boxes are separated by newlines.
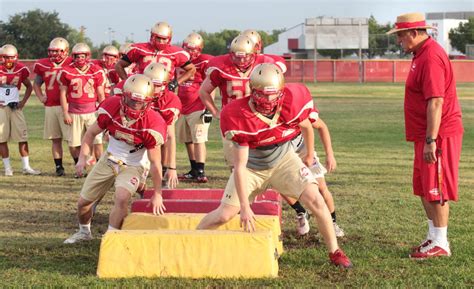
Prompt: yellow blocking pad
<box><xmin>122</xmin><ymin>213</ymin><xmax>283</xmax><ymax>256</ymax></box>
<box><xmin>97</xmin><ymin>230</ymin><xmax>279</xmax><ymax>279</ymax></box>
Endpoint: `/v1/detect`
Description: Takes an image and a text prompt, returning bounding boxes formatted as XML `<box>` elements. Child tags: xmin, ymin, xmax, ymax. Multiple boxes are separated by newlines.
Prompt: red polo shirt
<box><xmin>404</xmin><ymin>37</ymin><xmax>463</xmax><ymax>142</ymax></box>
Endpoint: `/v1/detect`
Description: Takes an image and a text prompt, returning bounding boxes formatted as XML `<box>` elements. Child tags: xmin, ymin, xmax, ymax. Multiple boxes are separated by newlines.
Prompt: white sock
<box><xmin>79</xmin><ymin>223</ymin><xmax>91</xmax><ymax>234</ymax></box>
<box><xmin>432</xmin><ymin>226</ymin><xmax>448</xmax><ymax>248</ymax></box>
<box><xmin>107</xmin><ymin>225</ymin><xmax>119</xmax><ymax>231</ymax></box>
<box><xmin>21</xmin><ymin>156</ymin><xmax>30</xmax><ymax>169</ymax></box>
<box><xmin>3</xmin><ymin>157</ymin><xmax>11</xmax><ymax>169</ymax></box>
<box><xmin>427</xmin><ymin>219</ymin><xmax>434</xmax><ymax>240</ymax></box>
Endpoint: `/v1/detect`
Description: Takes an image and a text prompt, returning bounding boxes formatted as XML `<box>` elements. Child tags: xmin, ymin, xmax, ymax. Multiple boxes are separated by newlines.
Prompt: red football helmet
<box><xmin>143</xmin><ymin>62</ymin><xmax>170</xmax><ymax>99</ymax></box>
<box><xmin>182</xmin><ymin>32</ymin><xmax>204</xmax><ymax>60</ymax></box>
<box><xmin>229</xmin><ymin>35</ymin><xmax>256</xmax><ymax>71</ymax></box>
<box><xmin>1</xmin><ymin>44</ymin><xmax>18</xmax><ymax>69</ymax></box>
<box><xmin>102</xmin><ymin>45</ymin><xmax>119</xmax><ymax>67</ymax></box>
<box><xmin>249</xmin><ymin>63</ymin><xmax>285</xmax><ymax>115</ymax></box>
<box><xmin>240</xmin><ymin>29</ymin><xmax>262</xmax><ymax>54</ymax></box>
<box><xmin>150</xmin><ymin>22</ymin><xmax>172</xmax><ymax>51</ymax></box>
<box><xmin>71</xmin><ymin>43</ymin><xmax>91</xmax><ymax>68</ymax></box>
<box><xmin>121</xmin><ymin>74</ymin><xmax>155</xmax><ymax>120</ymax></box>
<box><xmin>48</xmin><ymin>37</ymin><xmax>69</xmax><ymax>63</ymax></box>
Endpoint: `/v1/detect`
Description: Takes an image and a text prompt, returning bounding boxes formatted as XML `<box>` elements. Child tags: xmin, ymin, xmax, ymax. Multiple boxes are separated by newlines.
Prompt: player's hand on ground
<box><xmin>302</xmin><ymin>153</ymin><xmax>314</xmax><ymax>167</ymax></box>
<box><xmin>63</xmin><ymin>113</ymin><xmax>73</xmax><ymax>125</ymax></box>
<box><xmin>148</xmin><ymin>193</ymin><xmax>166</xmax><ymax>215</ymax></box>
<box><xmin>240</xmin><ymin>205</ymin><xmax>256</xmax><ymax>232</ymax></box>
<box><xmin>165</xmin><ymin>169</ymin><xmax>179</xmax><ymax>189</ymax></box>
<box><xmin>326</xmin><ymin>154</ymin><xmax>337</xmax><ymax>173</ymax></box>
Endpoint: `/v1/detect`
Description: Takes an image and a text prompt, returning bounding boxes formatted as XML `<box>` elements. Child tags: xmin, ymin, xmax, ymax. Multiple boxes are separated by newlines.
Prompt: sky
<box><xmin>1</xmin><ymin>0</ymin><xmax>473</xmax><ymax>46</ymax></box>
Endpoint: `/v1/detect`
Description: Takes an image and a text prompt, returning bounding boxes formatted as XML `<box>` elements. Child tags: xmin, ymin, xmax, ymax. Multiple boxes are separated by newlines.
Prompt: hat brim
<box><xmin>386</xmin><ymin>25</ymin><xmax>435</xmax><ymax>35</ymax></box>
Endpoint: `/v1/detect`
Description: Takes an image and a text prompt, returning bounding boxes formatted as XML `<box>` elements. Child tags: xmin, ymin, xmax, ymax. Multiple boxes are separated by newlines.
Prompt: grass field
<box><xmin>0</xmin><ymin>83</ymin><xmax>473</xmax><ymax>287</ymax></box>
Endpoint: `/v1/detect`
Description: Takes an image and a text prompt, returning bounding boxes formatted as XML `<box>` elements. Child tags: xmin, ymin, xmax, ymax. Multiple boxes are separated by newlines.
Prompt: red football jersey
<box><xmin>177</xmin><ymin>53</ymin><xmax>213</xmax><ymax>114</ymax></box>
<box><xmin>97</xmin><ymin>96</ymin><xmax>167</xmax><ymax>166</ymax></box>
<box><xmin>0</xmin><ymin>62</ymin><xmax>30</xmax><ymax>90</ymax></box>
<box><xmin>206</xmin><ymin>54</ymin><xmax>284</xmax><ymax>107</ymax></box>
<box><xmin>126</xmin><ymin>42</ymin><xmax>190</xmax><ymax>78</ymax></box>
<box><xmin>151</xmin><ymin>90</ymin><xmax>182</xmax><ymax>126</ymax></box>
<box><xmin>92</xmin><ymin>59</ymin><xmax>120</xmax><ymax>98</ymax></box>
<box><xmin>112</xmin><ymin>79</ymin><xmax>125</xmax><ymax>96</ymax></box>
<box><xmin>57</xmin><ymin>63</ymin><xmax>105</xmax><ymax>106</ymax></box>
<box><xmin>33</xmin><ymin>57</ymin><xmax>73</xmax><ymax>106</ymax></box>
<box><xmin>220</xmin><ymin>83</ymin><xmax>314</xmax><ymax>149</ymax></box>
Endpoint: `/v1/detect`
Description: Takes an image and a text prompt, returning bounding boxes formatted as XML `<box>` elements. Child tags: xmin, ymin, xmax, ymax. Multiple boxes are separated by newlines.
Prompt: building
<box><xmin>264</xmin><ymin>17</ymin><xmax>369</xmax><ymax>59</ymax></box>
<box><xmin>426</xmin><ymin>11</ymin><xmax>474</xmax><ymax>56</ymax></box>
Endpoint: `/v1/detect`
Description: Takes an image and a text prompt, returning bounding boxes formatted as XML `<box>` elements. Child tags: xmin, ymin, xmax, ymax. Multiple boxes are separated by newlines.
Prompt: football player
<box><xmin>143</xmin><ymin>62</ymin><xmax>182</xmax><ymax>188</ymax></box>
<box><xmin>33</xmin><ymin>37</ymin><xmax>73</xmax><ymax>176</ymax></box>
<box><xmin>58</xmin><ymin>43</ymin><xmax>105</xmax><ymax>176</ymax></box>
<box><xmin>64</xmin><ymin>74</ymin><xmax>167</xmax><ymax>243</ymax></box>
<box><xmin>92</xmin><ymin>45</ymin><xmax>120</xmax><ymax>98</ymax></box>
<box><xmin>196</xmin><ymin>63</ymin><xmax>352</xmax><ymax>268</ymax></box>
<box><xmin>115</xmin><ymin>21</ymin><xmax>196</xmax><ymax>91</ymax></box>
<box><xmin>0</xmin><ymin>44</ymin><xmax>41</xmax><ymax>176</ymax></box>
<box><xmin>176</xmin><ymin>32</ymin><xmax>214</xmax><ymax>183</ymax></box>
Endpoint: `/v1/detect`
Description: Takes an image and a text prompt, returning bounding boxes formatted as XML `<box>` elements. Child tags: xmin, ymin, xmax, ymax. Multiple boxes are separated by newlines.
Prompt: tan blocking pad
<box><xmin>122</xmin><ymin>212</ymin><xmax>283</xmax><ymax>256</ymax></box>
<box><xmin>97</xmin><ymin>230</ymin><xmax>279</xmax><ymax>279</ymax></box>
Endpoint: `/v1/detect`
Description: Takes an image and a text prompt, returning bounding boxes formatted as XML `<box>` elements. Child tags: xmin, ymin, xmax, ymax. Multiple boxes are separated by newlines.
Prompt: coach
<box><xmin>387</xmin><ymin>12</ymin><xmax>464</xmax><ymax>259</ymax></box>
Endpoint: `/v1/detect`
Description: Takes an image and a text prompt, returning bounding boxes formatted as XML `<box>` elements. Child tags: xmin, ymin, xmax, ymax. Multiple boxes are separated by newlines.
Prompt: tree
<box><xmin>449</xmin><ymin>17</ymin><xmax>474</xmax><ymax>54</ymax></box>
<box><xmin>1</xmin><ymin>9</ymin><xmax>72</xmax><ymax>59</ymax></box>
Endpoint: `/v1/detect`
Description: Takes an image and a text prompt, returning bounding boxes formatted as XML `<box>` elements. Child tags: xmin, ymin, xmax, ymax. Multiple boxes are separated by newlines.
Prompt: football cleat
<box><xmin>64</xmin><ymin>230</ymin><xmax>92</xmax><ymax>244</ymax></box>
<box><xmin>296</xmin><ymin>212</ymin><xmax>310</xmax><ymax>236</ymax></box>
<box><xmin>178</xmin><ymin>171</ymin><xmax>197</xmax><ymax>181</ymax></box>
<box><xmin>329</xmin><ymin>249</ymin><xmax>353</xmax><ymax>268</ymax></box>
<box><xmin>55</xmin><ymin>165</ymin><xmax>65</xmax><ymax>177</ymax></box>
<box><xmin>411</xmin><ymin>239</ymin><xmax>432</xmax><ymax>253</ymax></box>
<box><xmin>22</xmin><ymin>167</ymin><xmax>41</xmax><ymax>175</ymax></box>
<box><xmin>4</xmin><ymin>167</ymin><xmax>13</xmax><ymax>177</ymax></box>
<box><xmin>409</xmin><ymin>242</ymin><xmax>451</xmax><ymax>259</ymax></box>
<box><xmin>196</xmin><ymin>174</ymin><xmax>209</xmax><ymax>183</ymax></box>
<box><xmin>333</xmin><ymin>222</ymin><xmax>345</xmax><ymax>238</ymax></box>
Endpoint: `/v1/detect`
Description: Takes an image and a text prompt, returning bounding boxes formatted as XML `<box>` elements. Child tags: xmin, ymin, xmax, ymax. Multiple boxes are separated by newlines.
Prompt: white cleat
<box><xmin>4</xmin><ymin>167</ymin><xmax>13</xmax><ymax>176</ymax></box>
<box><xmin>64</xmin><ymin>231</ymin><xmax>93</xmax><ymax>244</ymax></box>
<box><xmin>296</xmin><ymin>212</ymin><xmax>310</xmax><ymax>236</ymax></box>
<box><xmin>333</xmin><ymin>222</ymin><xmax>345</xmax><ymax>237</ymax></box>
<box><xmin>22</xmin><ymin>167</ymin><xmax>41</xmax><ymax>175</ymax></box>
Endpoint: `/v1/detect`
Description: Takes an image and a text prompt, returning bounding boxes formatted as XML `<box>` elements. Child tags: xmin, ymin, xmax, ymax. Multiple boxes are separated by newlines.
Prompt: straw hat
<box><xmin>386</xmin><ymin>12</ymin><xmax>435</xmax><ymax>35</ymax></box>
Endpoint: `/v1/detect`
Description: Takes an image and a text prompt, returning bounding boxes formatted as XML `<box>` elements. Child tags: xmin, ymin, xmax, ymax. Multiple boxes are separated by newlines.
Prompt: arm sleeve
<box><xmin>421</xmin><ymin>55</ymin><xmax>446</xmax><ymax>99</ymax></box>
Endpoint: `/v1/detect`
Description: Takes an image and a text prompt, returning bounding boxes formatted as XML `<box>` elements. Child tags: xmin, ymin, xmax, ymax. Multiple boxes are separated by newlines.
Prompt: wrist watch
<box><xmin>425</xmin><ymin>136</ymin><xmax>436</xmax><ymax>144</ymax></box>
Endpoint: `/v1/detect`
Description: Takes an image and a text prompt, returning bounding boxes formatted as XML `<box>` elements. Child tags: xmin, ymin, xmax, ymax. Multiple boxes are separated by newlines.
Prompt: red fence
<box><xmin>285</xmin><ymin>59</ymin><xmax>474</xmax><ymax>83</ymax></box>
<box><xmin>20</xmin><ymin>59</ymin><xmax>474</xmax><ymax>83</ymax></box>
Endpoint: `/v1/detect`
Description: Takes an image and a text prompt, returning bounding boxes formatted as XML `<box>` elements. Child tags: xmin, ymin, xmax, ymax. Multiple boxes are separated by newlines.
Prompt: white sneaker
<box><xmin>4</xmin><ymin>167</ymin><xmax>13</xmax><ymax>176</ymax></box>
<box><xmin>296</xmin><ymin>212</ymin><xmax>310</xmax><ymax>235</ymax></box>
<box><xmin>333</xmin><ymin>222</ymin><xmax>345</xmax><ymax>237</ymax></box>
<box><xmin>22</xmin><ymin>167</ymin><xmax>41</xmax><ymax>175</ymax></box>
<box><xmin>64</xmin><ymin>230</ymin><xmax>92</xmax><ymax>244</ymax></box>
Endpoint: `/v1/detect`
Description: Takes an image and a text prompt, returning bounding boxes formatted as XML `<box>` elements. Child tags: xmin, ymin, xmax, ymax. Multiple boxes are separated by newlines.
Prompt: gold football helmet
<box><xmin>150</xmin><ymin>21</ymin><xmax>172</xmax><ymax>50</ymax></box>
<box><xmin>121</xmin><ymin>74</ymin><xmax>155</xmax><ymax>120</ymax></box>
<box><xmin>229</xmin><ymin>35</ymin><xmax>256</xmax><ymax>71</ymax></box>
<box><xmin>1</xmin><ymin>44</ymin><xmax>18</xmax><ymax>69</ymax></box>
<box><xmin>48</xmin><ymin>37</ymin><xmax>69</xmax><ymax>63</ymax></box>
<box><xmin>183</xmin><ymin>32</ymin><xmax>204</xmax><ymax>60</ymax></box>
<box><xmin>249</xmin><ymin>63</ymin><xmax>285</xmax><ymax>115</ymax></box>
<box><xmin>119</xmin><ymin>43</ymin><xmax>132</xmax><ymax>57</ymax></box>
<box><xmin>71</xmin><ymin>43</ymin><xmax>91</xmax><ymax>67</ymax></box>
<box><xmin>143</xmin><ymin>62</ymin><xmax>170</xmax><ymax>98</ymax></box>
<box><xmin>240</xmin><ymin>29</ymin><xmax>262</xmax><ymax>53</ymax></box>
<box><xmin>102</xmin><ymin>45</ymin><xmax>119</xmax><ymax>57</ymax></box>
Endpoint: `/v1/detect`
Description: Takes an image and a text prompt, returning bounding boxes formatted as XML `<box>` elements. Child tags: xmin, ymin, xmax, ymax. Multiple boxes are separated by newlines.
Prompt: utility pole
<box><xmin>79</xmin><ymin>26</ymin><xmax>86</xmax><ymax>42</ymax></box>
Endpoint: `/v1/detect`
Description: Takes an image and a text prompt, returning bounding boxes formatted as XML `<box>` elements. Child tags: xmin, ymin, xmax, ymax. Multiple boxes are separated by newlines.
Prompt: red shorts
<box><xmin>413</xmin><ymin>134</ymin><xmax>463</xmax><ymax>202</ymax></box>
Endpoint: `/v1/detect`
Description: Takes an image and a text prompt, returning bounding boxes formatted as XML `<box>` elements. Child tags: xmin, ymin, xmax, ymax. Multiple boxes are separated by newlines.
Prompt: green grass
<box><xmin>0</xmin><ymin>83</ymin><xmax>473</xmax><ymax>287</ymax></box>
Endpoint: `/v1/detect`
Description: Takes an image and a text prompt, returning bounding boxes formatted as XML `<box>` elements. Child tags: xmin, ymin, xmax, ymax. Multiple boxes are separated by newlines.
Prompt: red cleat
<box><xmin>178</xmin><ymin>172</ymin><xmax>196</xmax><ymax>181</ymax></box>
<box><xmin>329</xmin><ymin>249</ymin><xmax>352</xmax><ymax>268</ymax></box>
<box><xmin>409</xmin><ymin>243</ymin><xmax>451</xmax><ymax>259</ymax></box>
<box><xmin>411</xmin><ymin>239</ymin><xmax>432</xmax><ymax>253</ymax></box>
<box><xmin>196</xmin><ymin>174</ymin><xmax>208</xmax><ymax>183</ymax></box>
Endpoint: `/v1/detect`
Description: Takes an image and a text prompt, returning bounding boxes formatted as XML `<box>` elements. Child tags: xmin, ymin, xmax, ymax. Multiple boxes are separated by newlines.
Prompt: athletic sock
<box><xmin>331</xmin><ymin>211</ymin><xmax>337</xmax><ymax>223</ymax></box>
<box><xmin>79</xmin><ymin>223</ymin><xmax>91</xmax><ymax>234</ymax></box>
<box><xmin>196</xmin><ymin>162</ymin><xmax>205</xmax><ymax>175</ymax></box>
<box><xmin>54</xmin><ymin>158</ymin><xmax>63</xmax><ymax>168</ymax></box>
<box><xmin>107</xmin><ymin>225</ymin><xmax>118</xmax><ymax>231</ymax></box>
<box><xmin>432</xmin><ymin>226</ymin><xmax>448</xmax><ymax>248</ymax></box>
<box><xmin>2</xmin><ymin>157</ymin><xmax>11</xmax><ymax>169</ymax></box>
<box><xmin>21</xmin><ymin>156</ymin><xmax>30</xmax><ymax>169</ymax></box>
<box><xmin>427</xmin><ymin>219</ymin><xmax>434</xmax><ymax>240</ymax></box>
<box><xmin>290</xmin><ymin>201</ymin><xmax>307</xmax><ymax>215</ymax></box>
